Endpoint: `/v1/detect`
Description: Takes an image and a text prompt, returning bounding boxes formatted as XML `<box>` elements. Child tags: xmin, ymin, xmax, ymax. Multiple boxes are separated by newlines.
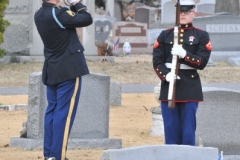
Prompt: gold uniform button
<box><xmin>191</xmin><ymin>75</ymin><xmax>194</xmax><ymax>78</ymax></box>
<box><xmin>187</xmin><ymin>57</ymin><xmax>190</xmax><ymax>59</ymax></box>
<box><xmin>190</xmin><ymin>43</ymin><xmax>193</xmax><ymax>45</ymax></box>
<box><xmin>180</xmin><ymin>34</ymin><xmax>183</xmax><ymax>37</ymax></box>
<box><xmin>163</xmin><ymin>75</ymin><xmax>166</xmax><ymax>77</ymax></box>
<box><xmin>170</xmin><ymin>41</ymin><xmax>173</xmax><ymax>44</ymax></box>
<box><xmin>78</xmin><ymin>50</ymin><xmax>81</xmax><ymax>52</ymax></box>
<box><xmin>185</xmin><ymin>24</ymin><xmax>188</xmax><ymax>28</ymax></box>
<box><xmin>197</xmin><ymin>60</ymin><xmax>200</xmax><ymax>62</ymax></box>
<box><xmin>181</xmin><ymin>29</ymin><xmax>184</xmax><ymax>32</ymax></box>
<box><xmin>180</xmin><ymin>39</ymin><xmax>183</xmax><ymax>42</ymax></box>
<box><xmin>192</xmin><ymin>58</ymin><xmax>195</xmax><ymax>61</ymax></box>
<box><xmin>159</xmin><ymin>72</ymin><xmax>162</xmax><ymax>74</ymax></box>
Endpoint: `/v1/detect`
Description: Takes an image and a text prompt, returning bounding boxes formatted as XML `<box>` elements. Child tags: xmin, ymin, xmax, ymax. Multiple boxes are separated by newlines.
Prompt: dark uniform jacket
<box><xmin>34</xmin><ymin>2</ymin><xmax>93</xmax><ymax>85</ymax></box>
<box><xmin>153</xmin><ymin>23</ymin><xmax>212</xmax><ymax>102</ymax></box>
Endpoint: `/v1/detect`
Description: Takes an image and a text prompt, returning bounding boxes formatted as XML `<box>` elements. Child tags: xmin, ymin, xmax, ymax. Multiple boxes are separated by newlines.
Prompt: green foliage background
<box><xmin>0</xmin><ymin>0</ymin><xmax>10</xmax><ymax>58</ymax></box>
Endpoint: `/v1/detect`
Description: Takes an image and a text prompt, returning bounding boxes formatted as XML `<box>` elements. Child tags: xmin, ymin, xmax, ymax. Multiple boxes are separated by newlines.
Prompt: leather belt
<box><xmin>165</xmin><ymin>63</ymin><xmax>196</xmax><ymax>70</ymax></box>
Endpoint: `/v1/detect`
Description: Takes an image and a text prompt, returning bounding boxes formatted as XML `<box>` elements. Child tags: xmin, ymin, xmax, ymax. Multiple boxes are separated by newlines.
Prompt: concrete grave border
<box><xmin>100</xmin><ymin>144</ymin><xmax>218</xmax><ymax>160</ymax></box>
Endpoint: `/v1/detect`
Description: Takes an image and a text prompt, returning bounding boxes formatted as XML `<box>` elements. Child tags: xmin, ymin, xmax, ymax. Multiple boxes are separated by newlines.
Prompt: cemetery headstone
<box><xmin>95</xmin><ymin>18</ymin><xmax>112</xmax><ymax>43</ymax></box>
<box><xmin>10</xmin><ymin>72</ymin><xmax>122</xmax><ymax>149</ymax></box>
<box><xmin>110</xmin><ymin>81</ymin><xmax>122</xmax><ymax>106</ymax></box>
<box><xmin>135</xmin><ymin>6</ymin><xmax>160</xmax><ymax>29</ymax></box>
<box><xmin>161</xmin><ymin>0</ymin><xmax>175</xmax><ymax>25</ymax></box>
<box><xmin>193</xmin><ymin>12</ymin><xmax>240</xmax><ymax>52</ymax></box>
<box><xmin>0</xmin><ymin>0</ymin><xmax>98</xmax><ymax>56</ymax></box>
<box><xmin>215</xmin><ymin>0</ymin><xmax>239</xmax><ymax>15</ymax></box>
<box><xmin>196</xmin><ymin>0</ymin><xmax>215</xmax><ymax>14</ymax></box>
<box><xmin>196</xmin><ymin>87</ymin><xmax>240</xmax><ymax>155</ymax></box>
<box><xmin>113</xmin><ymin>22</ymin><xmax>148</xmax><ymax>49</ymax></box>
<box><xmin>197</xmin><ymin>4</ymin><xmax>215</xmax><ymax>14</ymax></box>
<box><xmin>147</xmin><ymin>28</ymin><xmax>165</xmax><ymax>46</ymax></box>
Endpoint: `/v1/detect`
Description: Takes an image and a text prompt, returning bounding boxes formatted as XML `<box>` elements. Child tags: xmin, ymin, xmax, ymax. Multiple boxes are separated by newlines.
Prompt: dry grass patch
<box><xmin>199</xmin><ymin>62</ymin><xmax>240</xmax><ymax>83</ymax></box>
<box><xmin>0</xmin><ymin>62</ymin><xmax>43</xmax><ymax>86</ymax></box>
<box><xmin>0</xmin><ymin>55</ymin><xmax>240</xmax><ymax>87</ymax></box>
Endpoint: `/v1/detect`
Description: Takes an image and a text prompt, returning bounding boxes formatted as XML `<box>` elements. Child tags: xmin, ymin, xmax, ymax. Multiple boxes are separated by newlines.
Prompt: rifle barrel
<box><xmin>167</xmin><ymin>0</ymin><xmax>180</xmax><ymax>108</ymax></box>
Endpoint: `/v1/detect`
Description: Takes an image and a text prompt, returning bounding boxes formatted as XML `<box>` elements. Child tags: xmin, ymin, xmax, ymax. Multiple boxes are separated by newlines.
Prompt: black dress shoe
<box><xmin>44</xmin><ymin>157</ymin><xmax>56</xmax><ymax>160</ymax></box>
<box><xmin>44</xmin><ymin>157</ymin><xmax>68</xmax><ymax>160</ymax></box>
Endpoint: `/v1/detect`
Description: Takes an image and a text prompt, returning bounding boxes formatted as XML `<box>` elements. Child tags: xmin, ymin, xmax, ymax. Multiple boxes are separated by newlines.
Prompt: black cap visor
<box><xmin>180</xmin><ymin>5</ymin><xmax>195</xmax><ymax>11</ymax></box>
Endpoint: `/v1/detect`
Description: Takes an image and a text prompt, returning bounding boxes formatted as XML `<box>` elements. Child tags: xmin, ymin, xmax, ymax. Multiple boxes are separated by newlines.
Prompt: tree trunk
<box><xmin>215</xmin><ymin>0</ymin><xmax>239</xmax><ymax>15</ymax></box>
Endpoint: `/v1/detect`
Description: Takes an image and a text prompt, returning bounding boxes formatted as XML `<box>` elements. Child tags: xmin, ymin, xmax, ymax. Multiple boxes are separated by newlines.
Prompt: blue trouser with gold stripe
<box><xmin>161</xmin><ymin>102</ymin><xmax>198</xmax><ymax>146</ymax></box>
<box><xmin>44</xmin><ymin>77</ymin><xmax>81</xmax><ymax>160</ymax></box>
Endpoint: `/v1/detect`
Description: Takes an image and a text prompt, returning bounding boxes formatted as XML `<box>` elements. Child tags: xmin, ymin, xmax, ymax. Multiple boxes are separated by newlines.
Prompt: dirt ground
<box><xmin>0</xmin><ymin>93</ymin><xmax>164</xmax><ymax>160</ymax></box>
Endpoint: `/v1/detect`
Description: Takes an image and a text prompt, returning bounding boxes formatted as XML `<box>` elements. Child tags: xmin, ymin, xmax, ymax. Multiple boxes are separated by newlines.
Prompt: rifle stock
<box><xmin>168</xmin><ymin>0</ymin><xmax>180</xmax><ymax>108</ymax></box>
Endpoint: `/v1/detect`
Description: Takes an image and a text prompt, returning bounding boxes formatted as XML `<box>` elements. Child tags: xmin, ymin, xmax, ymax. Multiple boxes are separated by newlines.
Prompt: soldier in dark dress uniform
<box><xmin>34</xmin><ymin>0</ymin><xmax>92</xmax><ymax>159</ymax></box>
<box><xmin>152</xmin><ymin>0</ymin><xmax>212</xmax><ymax>146</ymax></box>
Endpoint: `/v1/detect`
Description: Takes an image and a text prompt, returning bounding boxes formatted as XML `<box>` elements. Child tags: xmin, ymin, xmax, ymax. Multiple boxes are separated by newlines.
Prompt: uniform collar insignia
<box><xmin>179</xmin><ymin>23</ymin><xmax>193</xmax><ymax>29</ymax></box>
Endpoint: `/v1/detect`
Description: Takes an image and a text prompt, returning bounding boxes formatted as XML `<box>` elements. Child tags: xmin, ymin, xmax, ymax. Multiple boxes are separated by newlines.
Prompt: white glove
<box><xmin>68</xmin><ymin>0</ymin><xmax>79</xmax><ymax>4</ymax></box>
<box><xmin>171</xmin><ymin>45</ymin><xmax>186</xmax><ymax>58</ymax></box>
<box><xmin>166</xmin><ymin>72</ymin><xmax>180</xmax><ymax>82</ymax></box>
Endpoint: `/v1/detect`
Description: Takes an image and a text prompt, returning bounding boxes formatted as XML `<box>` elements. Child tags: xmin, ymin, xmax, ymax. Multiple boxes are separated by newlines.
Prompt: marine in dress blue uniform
<box><xmin>152</xmin><ymin>0</ymin><xmax>212</xmax><ymax>145</ymax></box>
<box><xmin>34</xmin><ymin>0</ymin><xmax>92</xmax><ymax>159</ymax></box>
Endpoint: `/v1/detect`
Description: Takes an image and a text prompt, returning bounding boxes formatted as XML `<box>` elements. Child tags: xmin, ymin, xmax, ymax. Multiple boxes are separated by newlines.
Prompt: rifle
<box><xmin>168</xmin><ymin>0</ymin><xmax>180</xmax><ymax>108</ymax></box>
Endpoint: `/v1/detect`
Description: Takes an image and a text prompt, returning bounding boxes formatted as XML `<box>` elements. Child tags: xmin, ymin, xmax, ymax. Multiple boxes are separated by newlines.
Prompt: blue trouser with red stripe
<box><xmin>161</xmin><ymin>102</ymin><xmax>198</xmax><ymax>146</ymax></box>
<box><xmin>44</xmin><ymin>77</ymin><xmax>81</xmax><ymax>160</ymax></box>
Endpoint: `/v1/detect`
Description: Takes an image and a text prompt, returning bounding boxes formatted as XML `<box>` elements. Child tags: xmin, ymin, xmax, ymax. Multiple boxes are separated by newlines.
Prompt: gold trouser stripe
<box><xmin>61</xmin><ymin>77</ymin><xmax>79</xmax><ymax>160</ymax></box>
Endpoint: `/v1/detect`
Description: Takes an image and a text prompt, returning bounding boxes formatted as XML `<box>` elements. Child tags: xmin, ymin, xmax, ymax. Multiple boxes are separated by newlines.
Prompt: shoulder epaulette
<box><xmin>77</xmin><ymin>7</ymin><xmax>87</xmax><ymax>13</ymax></box>
<box><xmin>53</xmin><ymin>5</ymin><xmax>69</xmax><ymax>10</ymax></box>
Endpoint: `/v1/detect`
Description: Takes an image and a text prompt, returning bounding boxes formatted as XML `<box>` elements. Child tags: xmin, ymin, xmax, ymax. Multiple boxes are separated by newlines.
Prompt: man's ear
<box><xmin>193</xmin><ymin>11</ymin><xmax>197</xmax><ymax>17</ymax></box>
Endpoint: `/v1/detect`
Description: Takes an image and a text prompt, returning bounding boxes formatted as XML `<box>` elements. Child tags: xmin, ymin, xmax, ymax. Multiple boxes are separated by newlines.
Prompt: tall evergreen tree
<box><xmin>215</xmin><ymin>0</ymin><xmax>239</xmax><ymax>15</ymax></box>
<box><xmin>0</xmin><ymin>0</ymin><xmax>10</xmax><ymax>58</ymax></box>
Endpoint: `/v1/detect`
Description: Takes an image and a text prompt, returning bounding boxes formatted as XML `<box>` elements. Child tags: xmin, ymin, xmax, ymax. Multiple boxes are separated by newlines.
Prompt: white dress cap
<box><xmin>172</xmin><ymin>0</ymin><xmax>200</xmax><ymax>5</ymax></box>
